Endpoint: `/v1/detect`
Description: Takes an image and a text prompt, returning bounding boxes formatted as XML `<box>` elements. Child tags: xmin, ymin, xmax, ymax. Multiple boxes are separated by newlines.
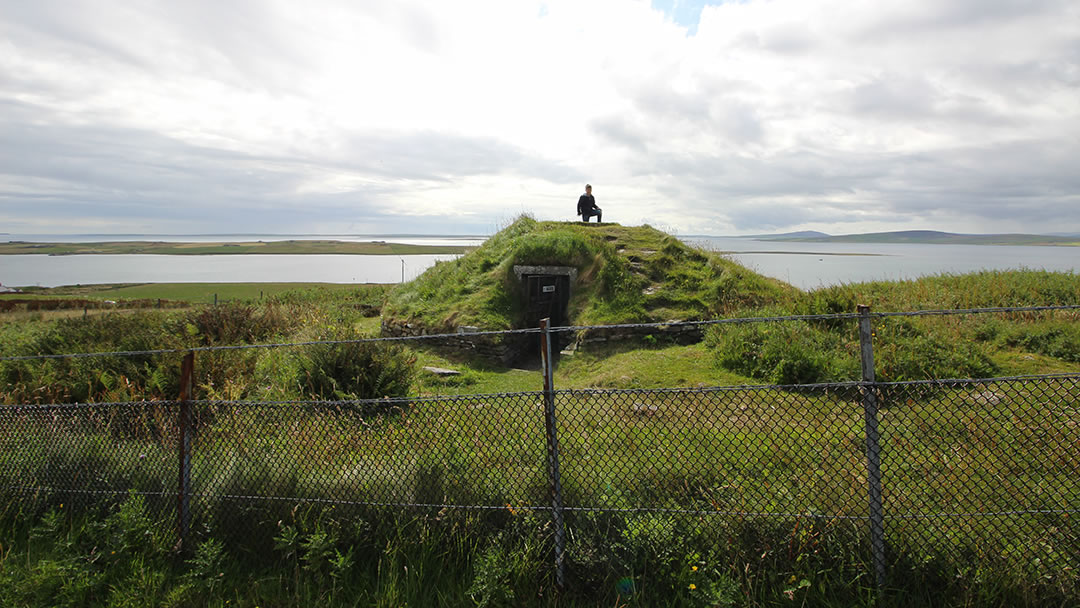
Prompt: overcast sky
<box><xmin>1</xmin><ymin>0</ymin><xmax>1077</xmax><ymax>236</ymax></box>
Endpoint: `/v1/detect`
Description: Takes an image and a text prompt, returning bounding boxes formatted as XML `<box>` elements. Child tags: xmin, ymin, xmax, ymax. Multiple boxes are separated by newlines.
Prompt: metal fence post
<box><xmin>176</xmin><ymin>351</ymin><xmax>194</xmax><ymax>552</ymax></box>
<box><xmin>857</xmin><ymin>305</ymin><xmax>887</xmax><ymax>589</ymax></box>
<box><xmin>540</xmin><ymin>318</ymin><xmax>567</xmax><ymax>590</ymax></box>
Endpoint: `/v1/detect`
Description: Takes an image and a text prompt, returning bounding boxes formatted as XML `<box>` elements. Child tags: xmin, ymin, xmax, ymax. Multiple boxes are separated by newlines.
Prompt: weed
<box><xmin>296</xmin><ymin>327</ymin><xmax>416</xmax><ymax>400</ymax></box>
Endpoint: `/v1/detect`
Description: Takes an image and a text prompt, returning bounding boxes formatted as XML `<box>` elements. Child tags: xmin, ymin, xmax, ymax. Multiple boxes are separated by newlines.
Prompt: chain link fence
<box><xmin>1</xmin><ymin>306</ymin><xmax>1078</xmax><ymax>596</ymax></box>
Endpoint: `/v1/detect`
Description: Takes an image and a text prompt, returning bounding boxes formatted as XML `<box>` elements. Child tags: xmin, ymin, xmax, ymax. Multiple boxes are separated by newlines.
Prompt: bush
<box><xmin>296</xmin><ymin>329</ymin><xmax>416</xmax><ymax>400</ymax></box>
<box><xmin>981</xmin><ymin>319</ymin><xmax>1080</xmax><ymax>363</ymax></box>
<box><xmin>183</xmin><ymin>302</ymin><xmax>294</xmax><ymax>345</ymax></box>
<box><xmin>706</xmin><ymin>317</ymin><xmax>850</xmax><ymax>384</ymax></box>
<box><xmin>0</xmin><ymin>313</ymin><xmax>183</xmax><ymax>403</ymax></box>
<box><xmin>706</xmin><ymin>312</ymin><xmax>998</xmax><ymax>385</ymax></box>
<box><xmin>870</xmin><ymin>318</ymin><xmax>998</xmax><ymax>382</ymax></box>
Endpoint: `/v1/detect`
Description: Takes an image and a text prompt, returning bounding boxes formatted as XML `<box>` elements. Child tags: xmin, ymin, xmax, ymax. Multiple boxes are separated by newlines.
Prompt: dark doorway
<box><xmin>523</xmin><ymin>274</ymin><xmax>571</xmax><ymax>352</ymax></box>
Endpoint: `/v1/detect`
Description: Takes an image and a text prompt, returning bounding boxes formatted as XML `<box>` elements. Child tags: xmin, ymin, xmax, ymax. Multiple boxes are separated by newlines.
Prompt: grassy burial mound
<box><xmin>381</xmin><ymin>216</ymin><xmax>794</xmax><ymax>336</ymax></box>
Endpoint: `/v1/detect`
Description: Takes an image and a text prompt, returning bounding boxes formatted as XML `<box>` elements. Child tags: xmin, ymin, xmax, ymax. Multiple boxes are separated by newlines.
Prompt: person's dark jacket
<box><xmin>577</xmin><ymin>193</ymin><xmax>598</xmax><ymax>216</ymax></box>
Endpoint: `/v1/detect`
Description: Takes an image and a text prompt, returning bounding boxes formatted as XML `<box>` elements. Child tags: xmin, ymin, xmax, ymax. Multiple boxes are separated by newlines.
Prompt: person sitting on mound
<box><xmin>576</xmin><ymin>184</ymin><xmax>602</xmax><ymax>223</ymax></box>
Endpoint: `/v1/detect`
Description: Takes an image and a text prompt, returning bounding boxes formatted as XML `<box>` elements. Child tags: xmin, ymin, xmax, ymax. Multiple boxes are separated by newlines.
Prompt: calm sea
<box><xmin>1</xmin><ymin>234</ymin><xmax>1076</xmax><ymax>290</ymax></box>
<box><xmin>686</xmin><ymin>237</ymin><xmax>1080</xmax><ymax>289</ymax></box>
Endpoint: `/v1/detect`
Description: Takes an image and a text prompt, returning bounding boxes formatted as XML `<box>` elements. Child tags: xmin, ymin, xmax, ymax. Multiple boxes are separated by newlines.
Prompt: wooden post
<box><xmin>176</xmin><ymin>351</ymin><xmax>194</xmax><ymax>552</ymax></box>
<box><xmin>858</xmin><ymin>305</ymin><xmax>887</xmax><ymax>589</ymax></box>
<box><xmin>540</xmin><ymin>318</ymin><xmax>567</xmax><ymax>590</ymax></box>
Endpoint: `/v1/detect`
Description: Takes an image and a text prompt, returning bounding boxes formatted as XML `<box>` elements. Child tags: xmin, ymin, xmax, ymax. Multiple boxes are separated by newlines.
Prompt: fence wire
<box><xmin>3</xmin><ymin>377</ymin><xmax>1077</xmax><ymax>562</ymax></box>
<box><xmin>4</xmin><ymin>303</ymin><xmax>1077</xmax><ymax>362</ymax></box>
<box><xmin>1</xmin><ymin>306</ymin><xmax>1079</xmax><ymax>594</ymax></box>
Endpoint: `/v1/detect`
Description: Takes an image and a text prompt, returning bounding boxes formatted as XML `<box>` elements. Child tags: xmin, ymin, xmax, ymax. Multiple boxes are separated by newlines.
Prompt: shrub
<box><xmin>706</xmin><ymin>317</ymin><xmax>849</xmax><ymax>384</ymax></box>
<box><xmin>996</xmin><ymin>320</ymin><xmax>1080</xmax><ymax>363</ymax></box>
<box><xmin>0</xmin><ymin>313</ymin><xmax>183</xmax><ymax>403</ymax></box>
<box><xmin>296</xmin><ymin>329</ymin><xmax>416</xmax><ymax>400</ymax></box>
<box><xmin>706</xmin><ymin>312</ymin><xmax>998</xmax><ymax>385</ymax></box>
<box><xmin>793</xmin><ymin>288</ymin><xmax>860</xmax><ymax>330</ymax></box>
<box><xmin>871</xmin><ymin>318</ymin><xmax>998</xmax><ymax>382</ymax></box>
<box><xmin>183</xmin><ymin>302</ymin><xmax>294</xmax><ymax>345</ymax></box>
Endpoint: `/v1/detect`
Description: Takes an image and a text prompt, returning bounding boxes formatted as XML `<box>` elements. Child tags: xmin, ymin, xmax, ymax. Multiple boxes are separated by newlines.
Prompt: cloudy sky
<box><xmin>1</xmin><ymin>0</ymin><xmax>1077</xmax><ymax>236</ymax></box>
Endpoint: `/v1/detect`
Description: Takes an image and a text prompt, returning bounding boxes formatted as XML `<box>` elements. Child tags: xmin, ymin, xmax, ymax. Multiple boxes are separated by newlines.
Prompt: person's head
<box><xmin>585</xmin><ymin>184</ymin><xmax>592</xmax><ymax>194</ymax></box>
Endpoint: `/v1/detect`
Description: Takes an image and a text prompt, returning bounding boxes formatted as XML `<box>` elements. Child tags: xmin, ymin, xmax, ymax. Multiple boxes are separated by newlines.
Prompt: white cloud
<box><xmin>0</xmin><ymin>0</ymin><xmax>1077</xmax><ymax>235</ymax></box>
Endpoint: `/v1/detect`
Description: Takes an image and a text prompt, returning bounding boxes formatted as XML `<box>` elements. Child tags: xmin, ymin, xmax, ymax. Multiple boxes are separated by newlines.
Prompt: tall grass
<box><xmin>2</xmin><ymin>377</ymin><xmax>1077</xmax><ymax>606</ymax></box>
<box><xmin>3</xmin><ymin>271</ymin><xmax>1080</xmax><ymax>605</ymax></box>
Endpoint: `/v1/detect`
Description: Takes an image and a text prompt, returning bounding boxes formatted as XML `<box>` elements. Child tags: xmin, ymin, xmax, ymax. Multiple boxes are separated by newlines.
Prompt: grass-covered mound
<box><xmin>381</xmin><ymin>216</ymin><xmax>795</xmax><ymax>331</ymax></box>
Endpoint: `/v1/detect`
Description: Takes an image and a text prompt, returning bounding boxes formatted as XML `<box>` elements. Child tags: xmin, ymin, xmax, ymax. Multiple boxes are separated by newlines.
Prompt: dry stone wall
<box><xmin>573</xmin><ymin>321</ymin><xmax>704</xmax><ymax>349</ymax></box>
<box><xmin>380</xmin><ymin>318</ymin><xmax>533</xmax><ymax>365</ymax></box>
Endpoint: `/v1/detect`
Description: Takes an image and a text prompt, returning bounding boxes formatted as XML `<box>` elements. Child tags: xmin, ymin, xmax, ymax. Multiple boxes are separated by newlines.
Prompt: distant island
<box><xmin>0</xmin><ymin>240</ymin><xmax>471</xmax><ymax>256</ymax></box>
<box><xmin>755</xmin><ymin>230</ymin><xmax>1080</xmax><ymax>247</ymax></box>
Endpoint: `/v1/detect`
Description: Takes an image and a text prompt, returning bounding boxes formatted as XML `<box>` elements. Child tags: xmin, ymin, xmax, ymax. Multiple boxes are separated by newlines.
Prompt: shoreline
<box><xmin>0</xmin><ymin>240</ymin><xmax>471</xmax><ymax>256</ymax></box>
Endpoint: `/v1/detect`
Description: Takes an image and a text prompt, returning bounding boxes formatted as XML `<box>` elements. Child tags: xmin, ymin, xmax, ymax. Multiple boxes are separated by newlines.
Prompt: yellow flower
<box><xmin>688</xmin><ymin>583</ymin><xmax>697</xmax><ymax>590</ymax></box>
<box><xmin>692</xmin><ymin>566</ymin><xmax>698</xmax><ymax>572</ymax></box>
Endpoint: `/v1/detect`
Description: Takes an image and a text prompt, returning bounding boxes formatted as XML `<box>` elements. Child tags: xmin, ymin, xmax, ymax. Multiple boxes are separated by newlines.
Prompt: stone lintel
<box><xmin>512</xmin><ymin>265</ymin><xmax>578</xmax><ymax>282</ymax></box>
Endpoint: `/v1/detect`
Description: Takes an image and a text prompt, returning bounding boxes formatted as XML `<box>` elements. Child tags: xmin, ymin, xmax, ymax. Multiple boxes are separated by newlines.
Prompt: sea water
<box><xmin>1</xmin><ymin>235</ymin><xmax>1077</xmax><ymax>290</ymax></box>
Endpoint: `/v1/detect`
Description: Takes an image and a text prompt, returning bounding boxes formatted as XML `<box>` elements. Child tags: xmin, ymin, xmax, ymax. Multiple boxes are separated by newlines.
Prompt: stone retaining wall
<box><xmin>380</xmin><ymin>318</ymin><xmax>532</xmax><ymax>365</ymax></box>
<box><xmin>382</xmin><ymin>317</ymin><xmax>705</xmax><ymax>363</ymax></box>
<box><xmin>573</xmin><ymin>322</ymin><xmax>704</xmax><ymax>349</ymax></box>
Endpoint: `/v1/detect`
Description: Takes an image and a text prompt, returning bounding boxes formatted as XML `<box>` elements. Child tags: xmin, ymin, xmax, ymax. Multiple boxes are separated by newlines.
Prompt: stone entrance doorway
<box><xmin>514</xmin><ymin>265</ymin><xmax>576</xmax><ymax>354</ymax></box>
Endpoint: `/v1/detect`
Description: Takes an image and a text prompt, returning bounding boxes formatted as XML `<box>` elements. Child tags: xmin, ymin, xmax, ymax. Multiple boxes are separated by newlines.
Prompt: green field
<box><xmin>0</xmin><ymin>239</ymin><xmax>471</xmax><ymax>256</ymax></box>
<box><xmin>6</xmin><ymin>282</ymin><xmax>370</xmax><ymax>303</ymax></box>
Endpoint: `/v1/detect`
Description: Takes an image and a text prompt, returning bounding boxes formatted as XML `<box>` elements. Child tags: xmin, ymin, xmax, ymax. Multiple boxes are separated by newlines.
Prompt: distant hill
<box><xmin>759</xmin><ymin>230</ymin><xmax>1079</xmax><ymax>246</ymax></box>
<box><xmin>742</xmin><ymin>230</ymin><xmax>832</xmax><ymax>239</ymax></box>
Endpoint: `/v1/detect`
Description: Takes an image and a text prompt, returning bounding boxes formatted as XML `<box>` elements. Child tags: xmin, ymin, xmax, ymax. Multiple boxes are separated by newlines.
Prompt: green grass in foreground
<box><xmin>2</xmin><ymin>270</ymin><xmax>1080</xmax><ymax>606</ymax></box>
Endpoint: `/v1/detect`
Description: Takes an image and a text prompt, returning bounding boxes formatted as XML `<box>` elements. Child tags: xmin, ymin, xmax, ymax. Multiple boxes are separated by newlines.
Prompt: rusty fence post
<box><xmin>858</xmin><ymin>305</ymin><xmax>887</xmax><ymax>589</ymax></box>
<box><xmin>540</xmin><ymin>318</ymin><xmax>567</xmax><ymax>590</ymax></box>
<box><xmin>176</xmin><ymin>350</ymin><xmax>194</xmax><ymax>551</ymax></box>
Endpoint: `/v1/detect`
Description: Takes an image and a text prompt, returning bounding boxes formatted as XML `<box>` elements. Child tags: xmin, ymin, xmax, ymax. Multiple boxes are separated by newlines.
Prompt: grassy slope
<box><xmin>382</xmin><ymin>216</ymin><xmax>795</xmax><ymax>331</ymax></box>
<box><xmin>409</xmin><ymin>268</ymin><xmax>1080</xmax><ymax>390</ymax></box>
<box><xmin>0</xmin><ymin>240</ymin><xmax>470</xmax><ymax>255</ymax></box>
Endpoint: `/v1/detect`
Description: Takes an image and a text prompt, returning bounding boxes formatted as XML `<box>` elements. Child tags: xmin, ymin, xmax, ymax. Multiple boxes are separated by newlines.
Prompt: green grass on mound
<box><xmin>382</xmin><ymin>216</ymin><xmax>795</xmax><ymax>331</ymax></box>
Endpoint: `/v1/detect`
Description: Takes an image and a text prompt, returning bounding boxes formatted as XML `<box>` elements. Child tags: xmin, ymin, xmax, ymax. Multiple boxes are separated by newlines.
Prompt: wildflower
<box><xmin>688</xmin><ymin>583</ymin><xmax>696</xmax><ymax>590</ymax></box>
<box><xmin>691</xmin><ymin>566</ymin><xmax>698</xmax><ymax>572</ymax></box>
